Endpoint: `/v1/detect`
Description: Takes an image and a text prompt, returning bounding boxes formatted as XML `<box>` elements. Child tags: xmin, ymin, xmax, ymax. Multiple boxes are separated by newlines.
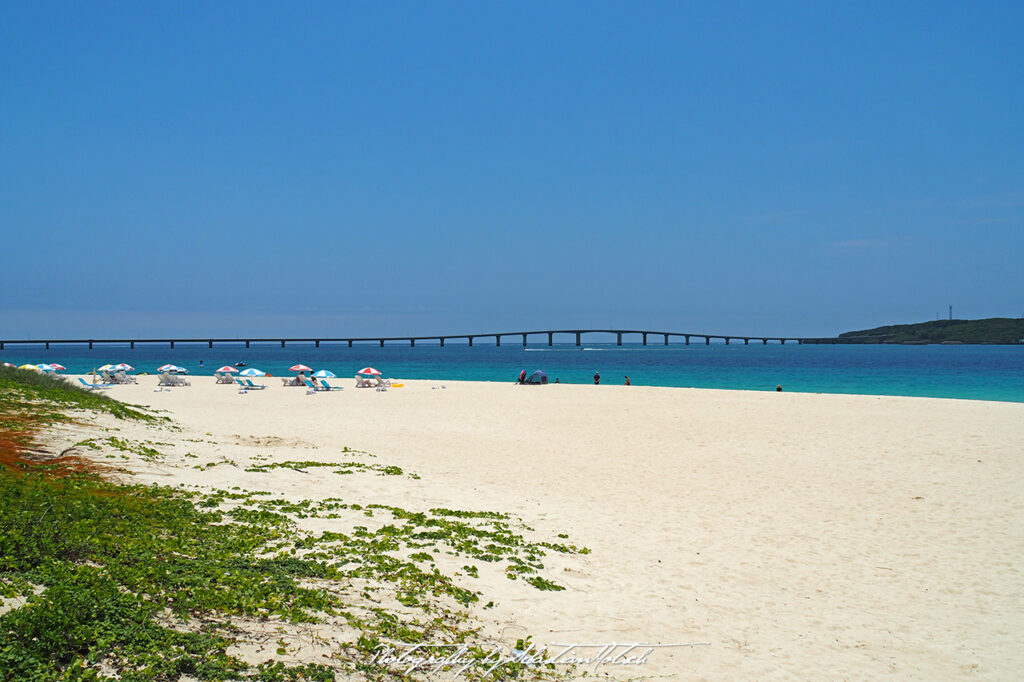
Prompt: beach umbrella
<box><xmin>112</xmin><ymin>363</ymin><xmax>134</xmax><ymax>371</ymax></box>
<box><xmin>312</xmin><ymin>369</ymin><xmax>336</xmax><ymax>378</ymax></box>
<box><xmin>289</xmin><ymin>364</ymin><xmax>313</xmax><ymax>373</ymax></box>
<box><xmin>215</xmin><ymin>365</ymin><xmax>239</xmax><ymax>373</ymax></box>
<box><xmin>49</xmin><ymin>363</ymin><xmax>66</xmax><ymax>371</ymax></box>
<box><xmin>36</xmin><ymin>364</ymin><xmax>55</xmax><ymax>372</ymax></box>
<box><xmin>97</xmin><ymin>364</ymin><xmax>115</xmax><ymax>372</ymax></box>
<box><xmin>2</xmin><ymin>362</ymin><xmax>15</xmax><ymax>368</ymax></box>
<box><xmin>18</xmin><ymin>364</ymin><xmax>39</xmax><ymax>371</ymax></box>
<box><xmin>157</xmin><ymin>364</ymin><xmax>185</xmax><ymax>373</ymax></box>
<box><xmin>238</xmin><ymin>368</ymin><xmax>266</xmax><ymax>377</ymax></box>
<box><xmin>357</xmin><ymin>367</ymin><xmax>382</xmax><ymax>376</ymax></box>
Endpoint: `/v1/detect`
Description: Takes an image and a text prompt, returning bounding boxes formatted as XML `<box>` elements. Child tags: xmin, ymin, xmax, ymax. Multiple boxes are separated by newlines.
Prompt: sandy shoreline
<box><xmin>51</xmin><ymin>375</ymin><xmax>1024</xmax><ymax>679</ymax></box>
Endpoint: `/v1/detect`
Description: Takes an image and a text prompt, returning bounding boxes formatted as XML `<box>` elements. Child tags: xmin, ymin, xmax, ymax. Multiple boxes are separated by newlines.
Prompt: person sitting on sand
<box><xmin>311</xmin><ymin>376</ymin><xmax>318</xmax><ymax>387</ymax></box>
<box><xmin>518</xmin><ymin>370</ymin><xmax>526</xmax><ymax>384</ymax></box>
<box><xmin>624</xmin><ymin>376</ymin><xmax>631</xmax><ymax>386</ymax></box>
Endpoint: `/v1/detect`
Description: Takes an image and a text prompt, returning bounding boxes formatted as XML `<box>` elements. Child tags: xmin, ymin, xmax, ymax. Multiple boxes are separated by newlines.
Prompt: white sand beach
<box><xmin>55</xmin><ymin>376</ymin><xmax>1024</xmax><ymax>680</ymax></box>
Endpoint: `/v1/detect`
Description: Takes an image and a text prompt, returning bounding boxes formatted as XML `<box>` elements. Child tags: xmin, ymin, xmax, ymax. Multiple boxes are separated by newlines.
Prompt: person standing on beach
<box><xmin>593</xmin><ymin>372</ymin><xmax>600</xmax><ymax>385</ymax></box>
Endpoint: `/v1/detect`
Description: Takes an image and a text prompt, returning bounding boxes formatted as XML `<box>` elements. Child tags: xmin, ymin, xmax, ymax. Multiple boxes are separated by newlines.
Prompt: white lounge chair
<box><xmin>215</xmin><ymin>373</ymin><xmax>235</xmax><ymax>384</ymax></box>
<box><xmin>355</xmin><ymin>375</ymin><xmax>373</xmax><ymax>388</ymax></box>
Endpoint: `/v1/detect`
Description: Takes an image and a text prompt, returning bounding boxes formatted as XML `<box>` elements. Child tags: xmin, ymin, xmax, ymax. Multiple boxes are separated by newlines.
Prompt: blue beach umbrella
<box><xmin>312</xmin><ymin>370</ymin><xmax>336</xmax><ymax>378</ymax></box>
<box><xmin>238</xmin><ymin>368</ymin><xmax>266</xmax><ymax>377</ymax></box>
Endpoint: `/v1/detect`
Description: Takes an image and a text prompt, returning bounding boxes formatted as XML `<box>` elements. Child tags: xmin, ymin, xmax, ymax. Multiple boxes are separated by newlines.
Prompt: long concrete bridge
<box><xmin>0</xmin><ymin>329</ymin><xmax>833</xmax><ymax>350</ymax></box>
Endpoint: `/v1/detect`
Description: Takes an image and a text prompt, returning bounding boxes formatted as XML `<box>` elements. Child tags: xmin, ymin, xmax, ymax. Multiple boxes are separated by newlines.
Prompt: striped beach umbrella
<box><xmin>36</xmin><ymin>364</ymin><xmax>54</xmax><ymax>372</ymax></box>
<box><xmin>288</xmin><ymin>364</ymin><xmax>313</xmax><ymax>373</ymax></box>
<box><xmin>357</xmin><ymin>367</ymin><xmax>382</xmax><ymax>376</ymax></box>
<box><xmin>238</xmin><ymin>368</ymin><xmax>266</xmax><ymax>377</ymax></box>
<box><xmin>18</xmin><ymin>364</ymin><xmax>39</xmax><ymax>371</ymax></box>
<box><xmin>312</xmin><ymin>369</ymin><xmax>336</xmax><ymax>378</ymax></box>
<box><xmin>215</xmin><ymin>365</ymin><xmax>239</xmax><ymax>373</ymax></box>
<box><xmin>49</xmin><ymin>363</ymin><xmax>66</xmax><ymax>371</ymax></box>
<box><xmin>97</xmin><ymin>364</ymin><xmax>115</xmax><ymax>372</ymax></box>
<box><xmin>157</xmin><ymin>364</ymin><xmax>185</xmax><ymax>373</ymax></box>
<box><xmin>112</xmin><ymin>363</ymin><xmax>134</xmax><ymax>372</ymax></box>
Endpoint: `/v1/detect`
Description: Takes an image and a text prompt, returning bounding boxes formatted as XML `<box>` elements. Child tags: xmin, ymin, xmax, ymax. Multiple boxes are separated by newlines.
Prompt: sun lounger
<box><xmin>303</xmin><ymin>379</ymin><xmax>323</xmax><ymax>393</ymax></box>
<box><xmin>158</xmin><ymin>372</ymin><xmax>176</xmax><ymax>386</ymax></box>
<box><xmin>355</xmin><ymin>375</ymin><xmax>372</xmax><ymax>388</ymax></box>
<box><xmin>244</xmin><ymin>379</ymin><xmax>266</xmax><ymax>390</ymax></box>
<box><xmin>114</xmin><ymin>371</ymin><xmax>137</xmax><ymax>384</ymax></box>
<box><xmin>78</xmin><ymin>378</ymin><xmax>113</xmax><ymax>390</ymax></box>
<box><xmin>215</xmin><ymin>373</ymin><xmax>235</xmax><ymax>384</ymax></box>
<box><xmin>320</xmin><ymin>380</ymin><xmax>341</xmax><ymax>391</ymax></box>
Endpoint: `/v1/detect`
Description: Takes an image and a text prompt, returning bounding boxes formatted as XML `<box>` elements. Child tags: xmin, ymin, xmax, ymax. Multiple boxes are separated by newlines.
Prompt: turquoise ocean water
<box><xmin>4</xmin><ymin>342</ymin><xmax>1023</xmax><ymax>403</ymax></box>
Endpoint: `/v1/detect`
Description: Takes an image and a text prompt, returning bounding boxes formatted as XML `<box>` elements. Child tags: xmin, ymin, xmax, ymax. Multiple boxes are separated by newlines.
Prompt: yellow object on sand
<box><xmin>390</xmin><ymin>383</ymin><xmax>403</xmax><ymax>388</ymax></box>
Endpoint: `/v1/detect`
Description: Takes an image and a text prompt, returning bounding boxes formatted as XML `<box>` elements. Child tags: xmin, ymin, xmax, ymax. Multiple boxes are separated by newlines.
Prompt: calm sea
<box><xmin>4</xmin><ymin>341</ymin><xmax>1023</xmax><ymax>403</ymax></box>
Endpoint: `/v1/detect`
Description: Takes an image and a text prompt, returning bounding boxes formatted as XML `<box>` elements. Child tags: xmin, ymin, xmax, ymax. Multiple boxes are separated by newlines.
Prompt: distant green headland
<box><xmin>838</xmin><ymin>318</ymin><xmax>1024</xmax><ymax>344</ymax></box>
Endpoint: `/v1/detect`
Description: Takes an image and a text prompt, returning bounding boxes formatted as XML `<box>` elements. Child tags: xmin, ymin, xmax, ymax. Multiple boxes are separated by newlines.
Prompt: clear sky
<box><xmin>2</xmin><ymin>1</ymin><xmax>1022</xmax><ymax>338</ymax></box>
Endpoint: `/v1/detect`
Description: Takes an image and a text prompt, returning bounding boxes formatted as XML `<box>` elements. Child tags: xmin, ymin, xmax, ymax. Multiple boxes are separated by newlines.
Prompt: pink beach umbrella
<box><xmin>112</xmin><ymin>363</ymin><xmax>134</xmax><ymax>372</ymax></box>
<box><xmin>49</xmin><ymin>363</ymin><xmax>66</xmax><ymax>371</ymax></box>
<box><xmin>215</xmin><ymin>366</ymin><xmax>239</xmax><ymax>373</ymax></box>
<box><xmin>288</xmin><ymin>364</ymin><xmax>313</xmax><ymax>373</ymax></box>
<box><xmin>357</xmin><ymin>367</ymin><xmax>382</xmax><ymax>376</ymax></box>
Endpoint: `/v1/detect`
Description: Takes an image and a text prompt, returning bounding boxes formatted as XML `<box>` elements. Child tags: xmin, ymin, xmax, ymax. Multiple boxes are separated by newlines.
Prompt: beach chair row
<box><xmin>158</xmin><ymin>372</ymin><xmax>191</xmax><ymax>387</ymax></box>
<box><xmin>355</xmin><ymin>375</ymin><xmax>390</xmax><ymax>388</ymax></box>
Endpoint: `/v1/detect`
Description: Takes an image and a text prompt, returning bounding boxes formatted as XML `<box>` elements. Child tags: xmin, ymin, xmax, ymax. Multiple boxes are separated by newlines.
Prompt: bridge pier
<box><xmin>725</xmin><ymin>338</ymin><xmax>730</xmax><ymax>345</ymax></box>
<box><xmin>281</xmin><ymin>340</ymin><xmax>285</xmax><ymax>348</ymax></box>
<box><xmin>130</xmin><ymin>341</ymin><xmax>134</xmax><ymax>349</ymax></box>
<box><xmin>45</xmin><ymin>342</ymin><xmax>50</xmax><ymax>350</ymax></box>
<box><xmin>315</xmin><ymin>340</ymin><xmax>320</xmax><ymax>348</ymax></box>
<box><xmin>440</xmin><ymin>337</ymin><xmax>445</xmax><ymax>347</ymax></box>
<box><xmin>780</xmin><ymin>339</ymin><xmax>785</xmax><ymax>345</ymax></box>
<box><xmin>664</xmin><ymin>334</ymin><xmax>669</xmax><ymax>345</ymax></box>
<box><xmin>617</xmin><ymin>332</ymin><xmax>622</xmax><ymax>346</ymax></box>
<box><xmin>642</xmin><ymin>332</ymin><xmax>647</xmax><ymax>346</ymax></box>
<box><xmin>410</xmin><ymin>339</ymin><xmax>415</xmax><ymax>347</ymax></box>
<box><xmin>89</xmin><ymin>340</ymin><xmax>93</xmax><ymax>349</ymax></box>
<box><xmin>744</xmin><ymin>338</ymin><xmax>749</xmax><ymax>345</ymax></box>
<box><xmin>496</xmin><ymin>335</ymin><xmax>501</xmax><ymax>347</ymax></box>
<box><xmin>170</xmin><ymin>341</ymin><xmax>175</xmax><ymax>349</ymax></box>
<box><xmin>763</xmin><ymin>338</ymin><xmax>768</xmax><ymax>345</ymax></box>
<box><xmin>468</xmin><ymin>336</ymin><xmax>474</xmax><ymax>347</ymax></box>
<box><xmin>548</xmin><ymin>332</ymin><xmax>553</xmax><ymax>346</ymax></box>
<box><xmin>684</xmin><ymin>335</ymin><xmax>690</xmax><ymax>345</ymax></box>
<box><xmin>379</xmin><ymin>339</ymin><xmax>385</xmax><ymax>348</ymax></box>
<box><xmin>245</xmin><ymin>341</ymin><xmax>250</xmax><ymax>349</ymax></box>
<box><xmin>347</xmin><ymin>340</ymin><xmax>353</xmax><ymax>348</ymax></box>
<box><xmin>209</xmin><ymin>340</ymin><xmax>214</xmax><ymax>349</ymax></box>
<box><xmin>705</xmin><ymin>337</ymin><xmax>710</xmax><ymax>345</ymax></box>
<box><xmin>576</xmin><ymin>332</ymin><xmax>581</xmax><ymax>346</ymax></box>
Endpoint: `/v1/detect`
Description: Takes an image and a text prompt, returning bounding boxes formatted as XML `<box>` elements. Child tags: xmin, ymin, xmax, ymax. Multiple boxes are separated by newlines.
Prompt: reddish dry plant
<box><xmin>0</xmin><ymin>414</ymin><xmax>108</xmax><ymax>477</ymax></box>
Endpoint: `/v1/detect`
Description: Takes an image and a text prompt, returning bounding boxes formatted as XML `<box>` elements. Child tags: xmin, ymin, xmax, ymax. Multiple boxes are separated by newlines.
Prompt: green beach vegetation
<box><xmin>838</xmin><ymin>317</ymin><xmax>1024</xmax><ymax>344</ymax></box>
<box><xmin>0</xmin><ymin>367</ymin><xmax>583</xmax><ymax>680</ymax></box>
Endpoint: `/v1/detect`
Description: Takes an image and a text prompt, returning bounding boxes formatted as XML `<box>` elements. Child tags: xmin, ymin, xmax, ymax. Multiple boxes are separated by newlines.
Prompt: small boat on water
<box><xmin>234</xmin><ymin>361</ymin><xmax>247</xmax><ymax>367</ymax></box>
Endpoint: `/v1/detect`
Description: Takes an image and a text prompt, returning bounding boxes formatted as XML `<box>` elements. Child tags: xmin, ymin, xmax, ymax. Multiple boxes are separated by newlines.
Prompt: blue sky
<box><xmin>2</xmin><ymin>1</ymin><xmax>1022</xmax><ymax>338</ymax></box>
